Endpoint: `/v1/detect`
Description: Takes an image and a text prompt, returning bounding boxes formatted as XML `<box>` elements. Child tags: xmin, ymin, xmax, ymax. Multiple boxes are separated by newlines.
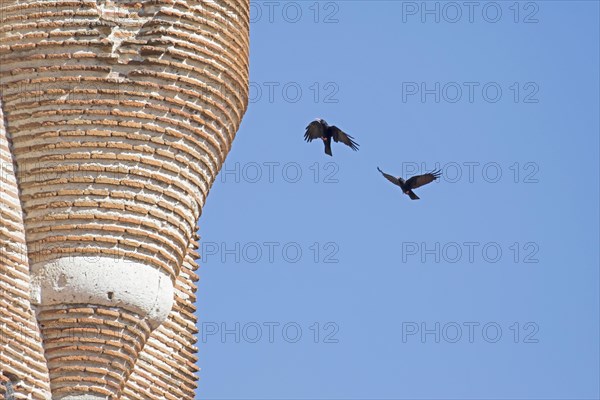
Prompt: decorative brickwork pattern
<box><xmin>1</xmin><ymin>0</ymin><xmax>249</xmax><ymax>397</ymax></box>
<box><xmin>122</xmin><ymin>243</ymin><xmax>199</xmax><ymax>400</ymax></box>
<box><xmin>1</xmin><ymin>100</ymin><xmax>52</xmax><ymax>400</ymax></box>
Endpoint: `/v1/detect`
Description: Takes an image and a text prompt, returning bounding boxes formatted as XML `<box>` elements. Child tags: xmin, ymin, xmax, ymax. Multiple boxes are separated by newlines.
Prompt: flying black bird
<box><xmin>304</xmin><ymin>119</ymin><xmax>359</xmax><ymax>156</ymax></box>
<box><xmin>377</xmin><ymin>167</ymin><xmax>441</xmax><ymax>200</ymax></box>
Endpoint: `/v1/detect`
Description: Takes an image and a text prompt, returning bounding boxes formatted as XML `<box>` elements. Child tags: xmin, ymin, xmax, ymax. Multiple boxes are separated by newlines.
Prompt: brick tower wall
<box><xmin>0</xmin><ymin>0</ymin><xmax>249</xmax><ymax>398</ymax></box>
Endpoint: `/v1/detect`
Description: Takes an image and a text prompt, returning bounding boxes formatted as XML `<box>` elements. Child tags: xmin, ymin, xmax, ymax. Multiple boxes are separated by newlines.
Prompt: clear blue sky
<box><xmin>195</xmin><ymin>2</ymin><xmax>599</xmax><ymax>399</ymax></box>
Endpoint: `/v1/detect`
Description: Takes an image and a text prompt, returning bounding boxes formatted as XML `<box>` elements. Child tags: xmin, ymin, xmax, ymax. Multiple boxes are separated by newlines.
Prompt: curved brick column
<box><xmin>0</xmin><ymin>0</ymin><xmax>249</xmax><ymax>398</ymax></box>
<box><xmin>1</xmin><ymin>100</ymin><xmax>52</xmax><ymax>399</ymax></box>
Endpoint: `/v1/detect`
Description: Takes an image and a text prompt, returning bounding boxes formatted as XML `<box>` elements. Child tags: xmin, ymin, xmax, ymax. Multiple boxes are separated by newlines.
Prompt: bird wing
<box><xmin>405</xmin><ymin>169</ymin><xmax>442</xmax><ymax>189</ymax></box>
<box><xmin>377</xmin><ymin>167</ymin><xmax>402</xmax><ymax>187</ymax></box>
<box><xmin>304</xmin><ymin>120</ymin><xmax>325</xmax><ymax>142</ymax></box>
<box><xmin>330</xmin><ymin>125</ymin><xmax>359</xmax><ymax>151</ymax></box>
<box><xmin>324</xmin><ymin>137</ymin><xmax>333</xmax><ymax>156</ymax></box>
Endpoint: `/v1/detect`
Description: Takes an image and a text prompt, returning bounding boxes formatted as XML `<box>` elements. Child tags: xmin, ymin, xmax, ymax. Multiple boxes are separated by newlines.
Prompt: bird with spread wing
<box><xmin>377</xmin><ymin>167</ymin><xmax>442</xmax><ymax>200</ymax></box>
<box><xmin>304</xmin><ymin>119</ymin><xmax>359</xmax><ymax>156</ymax></box>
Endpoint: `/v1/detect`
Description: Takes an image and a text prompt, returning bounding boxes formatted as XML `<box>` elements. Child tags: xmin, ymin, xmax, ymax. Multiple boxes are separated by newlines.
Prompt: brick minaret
<box><xmin>0</xmin><ymin>0</ymin><xmax>249</xmax><ymax>398</ymax></box>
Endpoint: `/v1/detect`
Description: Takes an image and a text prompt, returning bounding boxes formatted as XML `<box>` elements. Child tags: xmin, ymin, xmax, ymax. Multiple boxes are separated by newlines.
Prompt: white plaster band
<box><xmin>30</xmin><ymin>256</ymin><xmax>174</xmax><ymax>330</ymax></box>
